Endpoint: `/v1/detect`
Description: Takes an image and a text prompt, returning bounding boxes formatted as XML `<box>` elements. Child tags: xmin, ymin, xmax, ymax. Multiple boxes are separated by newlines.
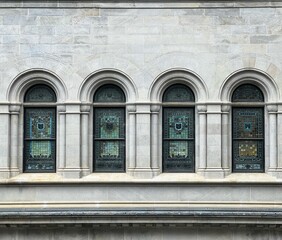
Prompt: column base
<box><xmin>59</xmin><ymin>168</ymin><xmax>82</xmax><ymax>179</ymax></box>
<box><xmin>0</xmin><ymin>168</ymin><xmax>11</xmax><ymax>179</ymax></box>
<box><xmin>10</xmin><ymin>168</ymin><xmax>20</xmax><ymax>178</ymax></box>
<box><xmin>204</xmin><ymin>168</ymin><xmax>225</xmax><ymax>179</ymax></box>
<box><xmin>131</xmin><ymin>168</ymin><xmax>155</xmax><ymax>179</ymax></box>
<box><xmin>268</xmin><ymin>168</ymin><xmax>282</xmax><ymax>178</ymax></box>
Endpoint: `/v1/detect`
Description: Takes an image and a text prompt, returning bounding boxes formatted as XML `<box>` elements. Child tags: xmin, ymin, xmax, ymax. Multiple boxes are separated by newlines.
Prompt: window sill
<box><xmin>0</xmin><ymin>172</ymin><xmax>280</xmax><ymax>185</ymax></box>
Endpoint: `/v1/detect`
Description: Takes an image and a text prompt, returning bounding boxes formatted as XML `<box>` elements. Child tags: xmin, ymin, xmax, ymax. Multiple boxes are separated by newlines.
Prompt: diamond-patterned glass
<box><xmin>232</xmin><ymin>107</ymin><xmax>264</xmax><ymax>172</ymax></box>
<box><xmin>94</xmin><ymin>108</ymin><xmax>125</xmax><ymax>172</ymax></box>
<box><xmin>24</xmin><ymin>108</ymin><xmax>56</xmax><ymax>172</ymax></box>
<box><xmin>232</xmin><ymin>84</ymin><xmax>264</xmax><ymax>102</ymax></box>
<box><xmin>25</xmin><ymin>85</ymin><xmax>56</xmax><ymax>102</ymax></box>
<box><xmin>94</xmin><ymin>85</ymin><xmax>125</xmax><ymax>103</ymax></box>
<box><xmin>163</xmin><ymin>108</ymin><xmax>194</xmax><ymax>172</ymax></box>
<box><xmin>163</xmin><ymin>84</ymin><xmax>195</xmax><ymax>102</ymax></box>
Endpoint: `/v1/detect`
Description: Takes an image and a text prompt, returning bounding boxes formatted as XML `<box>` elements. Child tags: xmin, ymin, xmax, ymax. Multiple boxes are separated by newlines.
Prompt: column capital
<box><xmin>57</xmin><ymin>105</ymin><xmax>66</xmax><ymax>113</ymax></box>
<box><xmin>150</xmin><ymin>104</ymin><xmax>161</xmax><ymax>113</ymax></box>
<box><xmin>197</xmin><ymin>104</ymin><xmax>207</xmax><ymax>113</ymax></box>
<box><xmin>267</xmin><ymin>104</ymin><xmax>278</xmax><ymax>113</ymax></box>
<box><xmin>221</xmin><ymin>104</ymin><xmax>231</xmax><ymax>113</ymax></box>
<box><xmin>80</xmin><ymin>104</ymin><xmax>91</xmax><ymax>113</ymax></box>
<box><xmin>9</xmin><ymin>104</ymin><xmax>21</xmax><ymax>113</ymax></box>
<box><xmin>127</xmin><ymin>104</ymin><xmax>136</xmax><ymax>113</ymax></box>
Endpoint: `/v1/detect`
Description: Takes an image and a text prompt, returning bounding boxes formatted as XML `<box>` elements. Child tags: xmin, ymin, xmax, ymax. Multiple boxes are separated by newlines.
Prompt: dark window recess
<box><xmin>232</xmin><ymin>84</ymin><xmax>264</xmax><ymax>172</ymax></box>
<box><xmin>24</xmin><ymin>85</ymin><xmax>57</xmax><ymax>173</ymax></box>
<box><xmin>162</xmin><ymin>84</ymin><xmax>195</xmax><ymax>172</ymax></box>
<box><xmin>93</xmin><ymin>85</ymin><xmax>126</xmax><ymax>172</ymax></box>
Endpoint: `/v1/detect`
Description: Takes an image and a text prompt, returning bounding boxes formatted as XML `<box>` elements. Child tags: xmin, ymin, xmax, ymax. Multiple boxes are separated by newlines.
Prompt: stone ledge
<box><xmin>1</xmin><ymin>207</ymin><xmax>282</xmax><ymax>225</ymax></box>
<box><xmin>2</xmin><ymin>172</ymin><xmax>280</xmax><ymax>185</ymax></box>
<box><xmin>0</xmin><ymin>1</ymin><xmax>282</xmax><ymax>9</ymax></box>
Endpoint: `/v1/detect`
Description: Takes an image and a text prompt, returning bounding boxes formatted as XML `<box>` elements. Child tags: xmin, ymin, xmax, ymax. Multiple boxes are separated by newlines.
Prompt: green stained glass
<box><xmin>163</xmin><ymin>108</ymin><xmax>194</xmax><ymax>172</ymax></box>
<box><xmin>168</xmin><ymin>141</ymin><xmax>188</xmax><ymax>158</ymax></box>
<box><xmin>25</xmin><ymin>85</ymin><xmax>56</xmax><ymax>103</ymax></box>
<box><xmin>163</xmin><ymin>84</ymin><xmax>194</xmax><ymax>102</ymax></box>
<box><xmin>232</xmin><ymin>107</ymin><xmax>264</xmax><ymax>172</ymax></box>
<box><xmin>232</xmin><ymin>84</ymin><xmax>264</xmax><ymax>102</ymax></box>
<box><xmin>94</xmin><ymin>108</ymin><xmax>125</xmax><ymax>172</ymax></box>
<box><xmin>24</xmin><ymin>108</ymin><xmax>56</xmax><ymax>172</ymax></box>
<box><xmin>94</xmin><ymin>85</ymin><xmax>125</xmax><ymax>103</ymax></box>
<box><xmin>164</xmin><ymin>109</ymin><xmax>194</xmax><ymax>139</ymax></box>
<box><xmin>233</xmin><ymin>108</ymin><xmax>263</xmax><ymax>139</ymax></box>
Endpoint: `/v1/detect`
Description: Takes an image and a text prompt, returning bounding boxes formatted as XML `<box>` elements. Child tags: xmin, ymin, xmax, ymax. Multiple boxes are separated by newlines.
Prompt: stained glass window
<box><xmin>232</xmin><ymin>84</ymin><xmax>264</xmax><ymax>172</ymax></box>
<box><xmin>24</xmin><ymin>85</ymin><xmax>56</xmax><ymax>102</ymax></box>
<box><xmin>93</xmin><ymin>85</ymin><xmax>125</xmax><ymax>172</ymax></box>
<box><xmin>162</xmin><ymin>85</ymin><xmax>195</xmax><ymax>172</ymax></box>
<box><xmin>24</xmin><ymin>85</ymin><xmax>56</xmax><ymax>173</ymax></box>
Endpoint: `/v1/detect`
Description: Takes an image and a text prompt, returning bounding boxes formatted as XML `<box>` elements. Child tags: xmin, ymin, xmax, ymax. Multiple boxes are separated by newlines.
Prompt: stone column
<box><xmin>205</xmin><ymin>105</ymin><xmax>224</xmax><ymax>179</ymax></box>
<box><xmin>57</xmin><ymin>105</ymin><xmax>66</xmax><ymax>176</ymax></box>
<box><xmin>127</xmin><ymin>104</ymin><xmax>136</xmax><ymax>176</ymax></box>
<box><xmin>197</xmin><ymin>105</ymin><xmax>207</xmax><ymax>175</ymax></box>
<box><xmin>277</xmin><ymin>104</ymin><xmax>282</xmax><ymax>177</ymax></box>
<box><xmin>0</xmin><ymin>105</ymin><xmax>12</xmax><ymax>179</ymax></box>
<box><xmin>80</xmin><ymin>105</ymin><xmax>91</xmax><ymax>177</ymax></box>
<box><xmin>133</xmin><ymin>104</ymin><xmax>153</xmax><ymax>178</ymax></box>
<box><xmin>150</xmin><ymin>104</ymin><xmax>161</xmax><ymax>176</ymax></box>
<box><xmin>9</xmin><ymin>104</ymin><xmax>21</xmax><ymax>177</ymax></box>
<box><xmin>267</xmin><ymin>105</ymin><xmax>278</xmax><ymax>175</ymax></box>
<box><xmin>63</xmin><ymin>104</ymin><xmax>82</xmax><ymax>178</ymax></box>
<box><xmin>221</xmin><ymin>104</ymin><xmax>231</xmax><ymax>176</ymax></box>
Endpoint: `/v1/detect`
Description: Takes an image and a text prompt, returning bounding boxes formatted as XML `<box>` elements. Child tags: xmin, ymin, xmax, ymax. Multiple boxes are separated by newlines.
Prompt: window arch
<box><xmin>93</xmin><ymin>84</ymin><xmax>126</xmax><ymax>172</ymax></box>
<box><xmin>162</xmin><ymin>84</ymin><xmax>195</xmax><ymax>172</ymax></box>
<box><xmin>24</xmin><ymin>84</ymin><xmax>57</xmax><ymax>173</ymax></box>
<box><xmin>232</xmin><ymin>84</ymin><xmax>264</xmax><ymax>172</ymax></box>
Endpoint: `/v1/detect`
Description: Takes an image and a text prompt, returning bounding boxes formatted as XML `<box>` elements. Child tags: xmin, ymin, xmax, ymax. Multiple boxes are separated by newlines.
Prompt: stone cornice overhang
<box><xmin>1</xmin><ymin>207</ymin><xmax>282</xmax><ymax>226</ymax></box>
<box><xmin>1</xmin><ymin>0</ymin><xmax>282</xmax><ymax>8</ymax></box>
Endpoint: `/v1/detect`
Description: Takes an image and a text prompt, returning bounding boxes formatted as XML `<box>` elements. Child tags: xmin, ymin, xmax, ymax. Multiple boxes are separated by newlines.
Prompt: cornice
<box><xmin>1</xmin><ymin>1</ymin><xmax>282</xmax><ymax>9</ymax></box>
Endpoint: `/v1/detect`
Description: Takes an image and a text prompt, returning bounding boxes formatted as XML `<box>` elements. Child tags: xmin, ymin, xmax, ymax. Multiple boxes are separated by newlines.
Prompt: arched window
<box><xmin>162</xmin><ymin>84</ymin><xmax>195</xmax><ymax>172</ymax></box>
<box><xmin>93</xmin><ymin>84</ymin><xmax>126</xmax><ymax>172</ymax></box>
<box><xmin>232</xmin><ymin>84</ymin><xmax>264</xmax><ymax>172</ymax></box>
<box><xmin>24</xmin><ymin>85</ymin><xmax>57</xmax><ymax>173</ymax></box>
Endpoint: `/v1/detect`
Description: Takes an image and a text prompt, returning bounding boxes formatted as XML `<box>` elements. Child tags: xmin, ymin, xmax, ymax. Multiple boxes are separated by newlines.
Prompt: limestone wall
<box><xmin>1</xmin><ymin>1</ymin><xmax>282</xmax><ymax>238</ymax></box>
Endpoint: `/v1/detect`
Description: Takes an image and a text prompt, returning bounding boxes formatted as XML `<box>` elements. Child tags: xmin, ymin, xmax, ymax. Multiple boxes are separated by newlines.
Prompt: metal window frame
<box><xmin>23</xmin><ymin>107</ymin><xmax>57</xmax><ymax>173</ymax></box>
<box><xmin>93</xmin><ymin>106</ymin><xmax>126</xmax><ymax>173</ymax></box>
<box><xmin>231</xmin><ymin>105</ymin><xmax>265</xmax><ymax>173</ymax></box>
<box><xmin>162</xmin><ymin>107</ymin><xmax>195</xmax><ymax>173</ymax></box>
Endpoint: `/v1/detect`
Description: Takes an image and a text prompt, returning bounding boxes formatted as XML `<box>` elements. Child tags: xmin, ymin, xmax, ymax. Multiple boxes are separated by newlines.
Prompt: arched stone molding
<box><xmin>78</xmin><ymin>69</ymin><xmax>138</xmax><ymax>178</ymax></box>
<box><xmin>149</xmin><ymin>68</ymin><xmax>208</xmax><ymax>103</ymax></box>
<box><xmin>2</xmin><ymin>55</ymin><xmax>79</xmax><ymax>102</ymax></box>
<box><xmin>149</xmin><ymin>69</ymin><xmax>208</xmax><ymax>178</ymax></box>
<box><xmin>7</xmin><ymin>69</ymin><xmax>68</xmax><ymax>103</ymax></box>
<box><xmin>219</xmin><ymin>69</ymin><xmax>280</xmax><ymax>177</ymax></box>
<box><xmin>216</xmin><ymin>52</ymin><xmax>281</xmax><ymax>95</ymax></box>
<box><xmin>75</xmin><ymin>54</ymin><xmax>142</xmax><ymax>99</ymax></box>
<box><xmin>220</xmin><ymin>68</ymin><xmax>279</xmax><ymax>103</ymax></box>
<box><xmin>78</xmin><ymin>69</ymin><xmax>138</xmax><ymax>103</ymax></box>
<box><xmin>7</xmin><ymin>69</ymin><xmax>68</xmax><ymax>178</ymax></box>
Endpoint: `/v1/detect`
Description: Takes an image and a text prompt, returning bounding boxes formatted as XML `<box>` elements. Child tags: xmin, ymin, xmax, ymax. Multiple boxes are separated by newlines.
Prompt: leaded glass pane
<box><xmin>232</xmin><ymin>84</ymin><xmax>264</xmax><ymax>102</ymax></box>
<box><xmin>94</xmin><ymin>85</ymin><xmax>125</xmax><ymax>103</ymax></box>
<box><xmin>163</xmin><ymin>141</ymin><xmax>194</xmax><ymax>172</ymax></box>
<box><xmin>163</xmin><ymin>108</ymin><xmax>194</xmax><ymax>139</ymax></box>
<box><xmin>94</xmin><ymin>108</ymin><xmax>125</xmax><ymax>172</ymax></box>
<box><xmin>163</xmin><ymin>108</ymin><xmax>194</xmax><ymax>172</ymax></box>
<box><xmin>232</xmin><ymin>107</ymin><xmax>264</xmax><ymax>172</ymax></box>
<box><xmin>24</xmin><ymin>108</ymin><xmax>56</xmax><ymax>172</ymax></box>
<box><xmin>163</xmin><ymin>84</ymin><xmax>194</xmax><ymax>102</ymax></box>
<box><xmin>25</xmin><ymin>85</ymin><xmax>56</xmax><ymax>103</ymax></box>
<box><xmin>233</xmin><ymin>140</ymin><xmax>264</xmax><ymax>171</ymax></box>
<box><xmin>233</xmin><ymin>108</ymin><xmax>264</xmax><ymax>139</ymax></box>
<box><xmin>94</xmin><ymin>108</ymin><xmax>125</xmax><ymax>139</ymax></box>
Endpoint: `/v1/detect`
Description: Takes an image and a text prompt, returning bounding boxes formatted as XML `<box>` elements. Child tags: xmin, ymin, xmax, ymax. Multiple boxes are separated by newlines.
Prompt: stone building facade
<box><xmin>1</xmin><ymin>0</ymin><xmax>282</xmax><ymax>239</ymax></box>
